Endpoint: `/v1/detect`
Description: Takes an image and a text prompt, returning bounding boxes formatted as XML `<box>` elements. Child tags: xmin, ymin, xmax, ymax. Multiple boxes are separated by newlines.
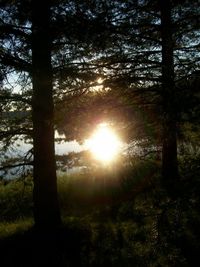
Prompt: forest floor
<box><xmin>0</xmin><ymin>158</ymin><xmax>200</xmax><ymax>266</ymax></box>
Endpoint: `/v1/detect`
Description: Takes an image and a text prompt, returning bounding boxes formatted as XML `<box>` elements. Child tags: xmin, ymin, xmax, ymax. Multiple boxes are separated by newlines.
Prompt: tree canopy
<box><xmin>0</xmin><ymin>0</ymin><xmax>199</xmax><ymax>227</ymax></box>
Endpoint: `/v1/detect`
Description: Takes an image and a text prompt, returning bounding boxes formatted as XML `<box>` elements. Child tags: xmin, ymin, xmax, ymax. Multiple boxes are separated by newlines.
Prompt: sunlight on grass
<box><xmin>0</xmin><ymin>218</ymin><xmax>33</xmax><ymax>239</ymax></box>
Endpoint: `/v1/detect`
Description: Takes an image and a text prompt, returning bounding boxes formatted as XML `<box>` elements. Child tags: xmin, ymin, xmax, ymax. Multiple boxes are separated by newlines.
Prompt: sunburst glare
<box><xmin>85</xmin><ymin>123</ymin><xmax>121</xmax><ymax>163</ymax></box>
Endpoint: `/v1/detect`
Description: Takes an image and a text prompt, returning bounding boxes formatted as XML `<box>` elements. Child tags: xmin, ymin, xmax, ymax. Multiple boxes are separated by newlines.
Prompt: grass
<box><xmin>0</xmin><ymin>218</ymin><xmax>33</xmax><ymax>239</ymax></box>
<box><xmin>0</xmin><ymin>160</ymin><xmax>160</xmax><ymax>266</ymax></box>
<box><xmin>0</xmin><ymin>157</ymin><xmax>199</xmax><ymax>266</ymax></box>
<box><xmin>0</xmin><ymin>178</ymin><xmax>33</xmax><ymax>221</ymax></box>
<box><xmin>0</xmin><ymin>216</ymin><xmax>157</xmax><ymax>267</ymax></box>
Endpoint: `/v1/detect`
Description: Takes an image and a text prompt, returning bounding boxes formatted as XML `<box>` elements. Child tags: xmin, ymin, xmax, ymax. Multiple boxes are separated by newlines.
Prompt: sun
<box><xmin>86</xmin><ymin>123</ymin><xmax>121</xmax><ymax>163</ymax></box>
<box><xmin>97</xmin><ymin>77</ymin><xmax>104</xmax><ymax>84</ymax></box>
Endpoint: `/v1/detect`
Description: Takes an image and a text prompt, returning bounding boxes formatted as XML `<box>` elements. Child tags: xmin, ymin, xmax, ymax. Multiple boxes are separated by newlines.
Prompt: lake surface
<box><xmin>0</xmin><ymin>131</ymin><xmax>85</xmax><ymax>179</ymax></box>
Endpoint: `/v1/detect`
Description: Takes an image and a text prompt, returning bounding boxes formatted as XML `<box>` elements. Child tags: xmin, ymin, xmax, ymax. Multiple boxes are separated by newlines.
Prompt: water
<box><xmin>0</xmin><ymin>131</ymin><xmax>85</xmax><ymax>179</ymax></box>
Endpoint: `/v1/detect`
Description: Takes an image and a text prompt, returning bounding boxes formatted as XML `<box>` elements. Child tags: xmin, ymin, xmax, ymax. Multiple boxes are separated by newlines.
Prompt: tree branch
<box><xmin>0</xmin><ymin>129</ymin><xmax>33</xmax><ymax>139</ymax></box>
<box><xmin>0</xmin><ymin>162</ymin><xmax>33</xmax><ymax>172</ymax></box>
<box><xmin>0</xmin><ymin>93</ymin><xmax>32</xmax><ymax>105</ymax></box>
<box><xmin>0</xmin><ymin>50</ymin><xmax>31</xmax><ymax>73</ymax></box>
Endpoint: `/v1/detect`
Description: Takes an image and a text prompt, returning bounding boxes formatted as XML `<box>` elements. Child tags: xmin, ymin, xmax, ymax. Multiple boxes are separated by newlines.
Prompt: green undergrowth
<box><xmin>0</xmin><ymin>159</ymin><xmax>159</xmax><ymax>221</ymax></box>
<box><xmin>0</xmin><ymin>157</ymin><xmax>199</xmax><ymax>266</ymax></box>
<box><xmin>0</xmin><ymin>218</ymin><xmax>33</xmax><ymax>239</ymax></box>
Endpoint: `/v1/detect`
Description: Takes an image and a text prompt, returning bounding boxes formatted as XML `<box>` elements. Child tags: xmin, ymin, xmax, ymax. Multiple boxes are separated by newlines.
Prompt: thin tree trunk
<box><xmin>160</xmin><ymin>0</ymin><xmax>179</xmax><ymax>194</ymax></box>
<box><xmin>31</xmin><ymin>1</ymin><xmax>61</xmax><ymax>227</ymax></box>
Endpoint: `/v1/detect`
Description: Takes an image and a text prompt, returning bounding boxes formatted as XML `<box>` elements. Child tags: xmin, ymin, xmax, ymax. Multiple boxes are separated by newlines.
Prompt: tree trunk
<box><xmin>160</xmin><ymin>0</ymin><xmax>179</xmax><ymax>194</ymax></box>
<box><xmin>31</xmin><ymin>1</ymin><xmax>61</xmax><ymax>227</ymax></box>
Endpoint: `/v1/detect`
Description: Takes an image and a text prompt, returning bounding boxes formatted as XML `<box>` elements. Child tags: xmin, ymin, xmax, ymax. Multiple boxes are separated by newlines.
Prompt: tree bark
<box><xmin>31</xmin><ymin>1</ymin><xmax>61</xmax><ymax>227</ymax></box>
<box><xmin>160</xmin><ymin>0</ymin><xmax>179</xmax><ymax>194</ymax></box>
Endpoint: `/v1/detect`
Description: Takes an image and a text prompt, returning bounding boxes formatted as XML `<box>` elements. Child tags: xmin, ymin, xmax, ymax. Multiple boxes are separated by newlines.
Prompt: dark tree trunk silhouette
<box><xmin>31</xmin><ymin>1</ymin><xmax>61</xmax><ymax>227</ymax></box>
<box><xmin>160</xmin><ymin>0</ymin><xmax>179</xmax><ymax>194</ymax></box>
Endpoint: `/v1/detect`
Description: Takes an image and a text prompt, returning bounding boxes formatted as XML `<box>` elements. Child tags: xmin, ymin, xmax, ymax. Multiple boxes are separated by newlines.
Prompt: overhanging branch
<box><xmin>0</xmin><ymin>162</ymin><xmax>33</xmax><ymax>172</ymax></box>
<box><xmin>0</xmin><ymin>93</ymin><xmax>32</xmax><ymax>105</ymax></box>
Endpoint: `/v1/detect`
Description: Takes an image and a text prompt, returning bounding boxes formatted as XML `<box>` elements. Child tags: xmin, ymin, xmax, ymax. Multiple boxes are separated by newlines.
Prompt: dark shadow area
<box><xmin>0</xmin><ymin>225</ymin><xmax>89</xmax><ymax>267</ymax></box>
